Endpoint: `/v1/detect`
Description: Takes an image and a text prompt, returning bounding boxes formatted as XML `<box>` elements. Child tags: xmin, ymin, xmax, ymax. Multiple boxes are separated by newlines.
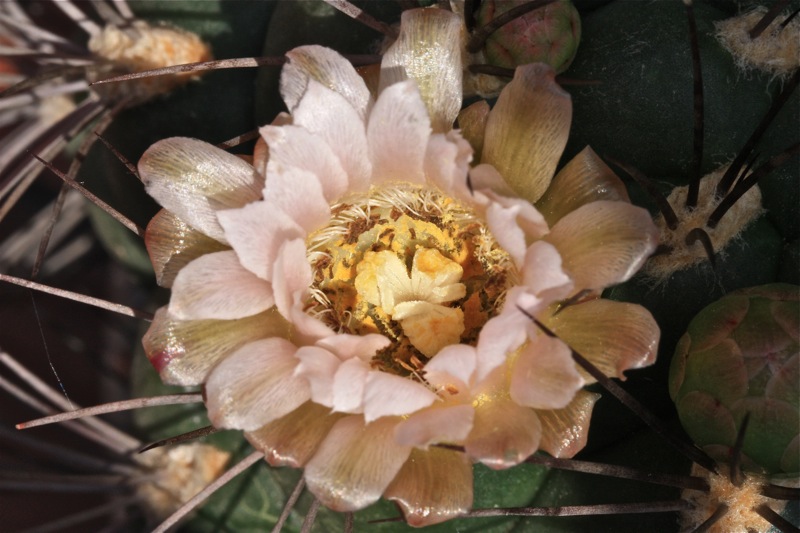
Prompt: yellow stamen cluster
<box><xmin>306</xmin><ymin>184</ymin><xmax>516</xmax><ymax>376</ymax></box>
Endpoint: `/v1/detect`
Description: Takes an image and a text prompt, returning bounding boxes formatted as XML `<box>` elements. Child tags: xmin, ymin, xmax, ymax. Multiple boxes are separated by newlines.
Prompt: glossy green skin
<box><xmin>669</xmin><ymin>284</ymin><xmax>800</xmax><ymax>475</ymax></box>
<box><xmin>78</xmin><ymin>0</ymin><xmax>799</xmax><ymax>531</ymax></box>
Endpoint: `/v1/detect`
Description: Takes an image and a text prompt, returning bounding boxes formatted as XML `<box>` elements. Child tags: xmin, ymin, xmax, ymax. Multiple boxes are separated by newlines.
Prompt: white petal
<box><xmin>217</xmin><ymin>201</ymin><xmax>303</xmax><ymax>280</ymax></box>
<box><xmin>205</xmin><ymin>338</ymin><xmax>310</xmax><ymax>431</ymax></box>
<box><xmin>169</xmin><ymin>250</ymin><xmax>274</xmax><ymax>320</ymax></box>
<box><xmin>272</xmin><ymin>238</ymin><xmax>312</xmax><ymax>317</ymax></box>
<box><xmin>263</xmin><ymin>162</ymin><xmax>330</xmax><ymax>233</ymax></box>
<box><xmin>280</xmin><ymin>45</ymin><xmax>371</xmax><ymax>118</ymax></box>
<box><xmin>260</xmin><ymin>124</ymin><xmax>348</xmax><ymax>202</ymax></box>
<box><xmin>394</xmin><ymin>404</ymin><xmax>474</xmax><ymax>447</ymax></box>
<box><xmin>139</xmin><ymin>137</ymin><xmax>263</xmax><ymax>243</ymax></box>
<box><xmin>484</xmin><ymin>192</ymin><xmax>549</xmax><ymax>267</ymax></box>
<box><xmin>363</xmin><ymin>372</ymin><xmax>439</xmax><ymax>423</ymax></box>
<box><xmin>510</xmin><ymin>334</ymin><xmax>584</xmax><ymax>410</ymax></box>
<box><xmin>292</xmin><ymin>80</ymin><xmax>372</xmax><ymax>192</ymax></box>
<box><xmin>316</xmin><ymin>333</ymin><xmax>391</xmax><ymax>361</ymax></box>
<box><xmin>425</xmin><ymin>344</ymin><xmax>477</xmax><ymax>387</ymax></box>
<box><xmin>367</xmin><ymin>80</ymin><xmax>431</xmax><ymax>185</ymax></box>
<box><xmin>521</xmin><ymin>240</ymin><xmax>574</xmax><ymax>301</ymax></box>
<box><xmin>332</xmin><ymin>358</ymin><xmax>370</xmax><ymax>413</ymax></box>
<box><xmin>379</xmin><ymin>8</ymin><xmax>463</xmax><ymax>133</ymax></box>
<box><xmin>424</xmin><ymin>131</ymin><xmax>473</xmax><ymax>198</ymax></box>
<box><xmin>294</xmin><ymin>346</ymin><xmax>341</xmax><ymax>407</ymax></box>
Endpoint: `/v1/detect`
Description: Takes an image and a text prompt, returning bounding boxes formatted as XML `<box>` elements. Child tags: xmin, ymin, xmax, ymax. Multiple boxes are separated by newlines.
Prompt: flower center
<box><xmin>305</xmin><ymin>184</ymin><xmax>516</xmax><ymax>376</ymax></box>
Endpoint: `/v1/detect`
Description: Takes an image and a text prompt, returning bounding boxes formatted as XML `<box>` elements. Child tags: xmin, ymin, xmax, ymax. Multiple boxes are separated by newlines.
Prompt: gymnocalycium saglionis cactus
<box><xmin>1</xmin><ymin>1</ymin><xmax>798</xmax><ymax>532</ymax></box>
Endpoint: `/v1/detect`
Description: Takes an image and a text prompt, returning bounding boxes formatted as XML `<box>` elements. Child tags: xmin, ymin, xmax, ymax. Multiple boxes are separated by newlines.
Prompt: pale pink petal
<box><xmin>144</xmin><ymin>209</ymin><xmax>228</xmax><ymax>288</ymax></box>
<box><xmin>379</xmin><ymin>8</ymin><xmax>463</xmax><ymax>133</ymax></box>
<box><xmin>475</xmin><ymin>296</ymin><xmax>535</xmax><ymax>380</ymax></box>
<box><xmin>292</xmin><ymin>80</ymin><xmax>372</xmax><ymax>192</ymax></box>
<box><xmin>280</xmin><ymin>45</ymin><xmax>371</xmax><ymax>118</ymax></box>
<box><xmin>362</xmin><ymin>372</ymin><xmax>438</xmax><ymax>423</ymax></box>
<box><xmin>262</xmin><ymin>163</ymin><xmax>330</xmax><ymax>233</ymax></box>
<box><xmin>424</xmin><ymin>343</ymin><xmax>477</xmax><ymax>386</ymax></box>
<box><xmin>481</xmin><ymin>63</ymin><xmax>572</xmax><ymax>203</ymax></box>
<box><xmin>316</xmin><ymin>333</ymin><xmax>390</xmax><ymax>361</ymax></box>
<box><xmin>293</xmin><ymin>346</ymin><xmax>341</xmax><ymax>407</ymax></box>
<box><xmin>205</xmin><ymin>338</ymin><xmax>310</xmax><ymax>431</ymax></box>
<box><xmin>304</xmin><ymin>415</ymin><xmax>413</xmax><ymax>512</ymax></box>
<box><xmin>465</xmin><ymin>367</ymin><xmax>542</xmax><ymax>469</ymax></box>
<box><xmin>384</xmin><ymin>448</ymin><xmax>472</xmax><ymax>527</ymax></box>
<box><xmin>537</xmin><ymin>390</ymin><xmax>600</xmax><ymax>458</ymax></box>
<box><xmin>545</xmin><ymin>200</ymin><xmax>659</xmax><ymax>291</ymax></box>
<box><xmin>543</xmin><ymin>299</ymin><xmax>660</xmax><ymax>381</ymax></box>
<box><xmin>510</xmin><ymin>334</ymin><xmax>584</xmax><ymax>410</ymax></box>
<box><xmin>521</xmin><ymin>240</ymin><xmax>574</xmax><ymax>301</ymax></box>
<box><xmin>168</xmin><ymin>251</ymin><xmax>274</xmax><ymax>320</ymax></box>
<box><xmin>142</xmin><ymin>307</ymin><xmax>292</xmax><ymax>386</ymax></box>
<box><xmin>367</xmin><ymin>80</ymin><xmax>431</xmax><ymax>185</ymax></box>
<box><xmin>259</xmin><ymin>124</ymin><xmax>348</xmax><ymax>202</ymax></box>
<box><xmin>271</xmin><ymin>238</ymin><xmax>313</xmax><ymax>319</ymax></box>
<box><xmin>424</xmin><ymin>131</ymin><xmax>473</xmax><ymax>199</ymax></box>
<box><xmin>469</xmin><ymin>163</ymin><xmax>517</xmax><ymax>197</ymax></box>
<box><xmin>245</xmin><ymin>402</ymin><xmax>344</xmax><ymax>468</ymax></box>
<box><xmin>332</xmin><ymin>358</ymin><xmax>370</xmax><ymax>413</ymax></box>
<box><xmin>139</xmin><ymin>137</ymin><xmax>263</xmax><ymax>243</ymax></box>
<box><xmin>483</xmin><ymin>192</ymin><xmax>549</xmax><ymax>267</ymax></box>
<box><xmin>535</xmin><ymin>146</ymin><xmax>630</xmax><ymax>226</ymax></box>
<box><xmin>217</xmin><ymin>201</ymin><xmax>303</xmax><ymax>280</ymax></box>
<box><xmin>394</xmin><ymin>404</ymin><xmax>474</xmax><ymax>447</ymax></box>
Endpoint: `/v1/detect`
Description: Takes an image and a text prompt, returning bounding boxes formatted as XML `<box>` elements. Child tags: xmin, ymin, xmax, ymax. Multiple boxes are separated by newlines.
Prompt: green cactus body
<box><xmin>669</xmin><ymin>283</ymin><xmax>800</xmax><ymax>475</ymax></box>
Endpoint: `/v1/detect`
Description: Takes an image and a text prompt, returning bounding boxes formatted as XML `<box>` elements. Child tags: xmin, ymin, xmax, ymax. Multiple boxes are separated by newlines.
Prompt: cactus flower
<box><xmin>139</xmin><ymin>8</ymin><xmax>659</xmax><ymax>526</ymax></box>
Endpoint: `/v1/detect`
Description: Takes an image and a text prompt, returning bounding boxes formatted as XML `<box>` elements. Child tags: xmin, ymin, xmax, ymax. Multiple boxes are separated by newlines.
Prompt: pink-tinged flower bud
<box><xmin>476</xmin><ymin>0</ymin><xmax>581</xmax><ymax>74</ymax></box>
<box><xmin>669</xmin><ymin>283</ymin><xmax>800</xmax><ymax>474</ymax></box>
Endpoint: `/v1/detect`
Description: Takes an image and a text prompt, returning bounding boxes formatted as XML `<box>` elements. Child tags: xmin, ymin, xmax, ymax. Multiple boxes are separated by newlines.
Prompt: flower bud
<box><xmin>669</xmin><ymin>284</ymin><xmax>799</xmax><ymax>474</ymax></box>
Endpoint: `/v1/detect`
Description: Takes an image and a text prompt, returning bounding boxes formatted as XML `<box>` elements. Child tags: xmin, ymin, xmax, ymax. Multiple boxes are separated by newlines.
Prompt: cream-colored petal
<box><xmin>545</xmin><ymin>201</ymin><xmax>659</xmax><ymax>291</ymax></box>
<box><xmin>384</xmin><ymin>447</ymin><xmax>473</xmax><ymax>527</ymax></box>
<box><xmin>290</xmin><ymin>79</ymin><xmax>372</xmax><ymax>193</ymax></box>
<box><xmin>535</xmin><ymin>146</ymin><xmax>630</xmax><ymax>226</ymax></box>
<box><xmin>543</xmin><ymin>299</ymin><xmax>660</xmax><ymax>382</ymax></box>
<box><xmin>363</xmin><ymin>371</ymin><xmax>438</xmax><ymax>423</ymax></box>
<box><xmin>304</xmin><ymin>415</ymin><xmax>413</xmax><ymax>512</ymax></box>
<box><xmin>280</xmin><ymin>45</ymin><xmax>371</xmax><ymax>119</ymax></box>
<box><xmin>205</xmin><ymin>338</ymin><xmax>310</xmax><ymax>431</ymax></box>
<box><xmin>367</xmin><ymin>80</ymin><xmax>431</xmax><ymax>185</ymax></box>
<box><xmin>457</xmin><ymin>100</ymin><xmax>490</xmax><ymax>157</ymax></box>
<box><xmin>510</xmin><ymin>333</ymin><xmax>584</xmax><ymax>410</ymax></box>
<box><xmin>245</xmin><ymin>402</ymin><xmax>345</xmax><ymax>468</ymax></box>
<box><xmin>259</xmin><ymin>124</ymin><xmax>348</xmax><ymax>202</ymax></box>
<box><xmin>144</xmin><ymin>209</ymin><xmax>228</xmax><ymax>288</ymax></box>
<box><xmin>380</xmin><ymin>8</ymin><xmax>463</xmax><ymax>133</ymax></box>
<box><xmin>536</xmin><ymin>390</ymin><xmax>600</xmax><ymax>458</ymax></box>
<box><xmin>142</xmin><ymin>307</ymin><xmax>291</xmax><ymax>386</ymax></box>
<box><xmin>481</xmin><ymin>63</ymin><xmax>571</xmax><ymax>203</ymax></box>
<box><xmin>168</xmin><ymin>250</ymin><xmax>274</xmax><ymax>320</ymax></box>
<box><xmin>139</xmin><ymin>137</ymin><xmax>263</xmax><ymax>243</ymax></box>
<box><xmin>465</xmin><ymin>365</ymin><xmax>542</xmax><ymax>468</ymax></box>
